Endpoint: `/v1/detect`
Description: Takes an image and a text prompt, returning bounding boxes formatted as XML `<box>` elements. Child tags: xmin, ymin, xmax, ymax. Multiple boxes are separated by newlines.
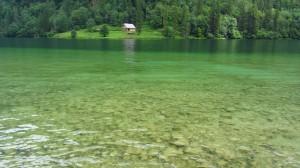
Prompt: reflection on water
<box><xmin>124</xmin><ymin>39</ymin><xmax>135</xmax><ymax>71</ymax></box>
<box><xmin>0</xmin><ymin>39</ymin><xmax>299</xmax><ymax>167</ymax></box>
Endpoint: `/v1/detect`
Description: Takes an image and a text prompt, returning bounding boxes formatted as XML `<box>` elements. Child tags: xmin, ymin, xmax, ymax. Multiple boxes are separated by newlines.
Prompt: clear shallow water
<box><xmin>0</xmin><ymin>39</ymin><xmax>299</xmax><ymax>167</ymax></box>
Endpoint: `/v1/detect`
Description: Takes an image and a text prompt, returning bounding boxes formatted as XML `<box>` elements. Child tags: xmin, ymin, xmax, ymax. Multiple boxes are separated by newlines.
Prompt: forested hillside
<box><xmin>0</xmin><ymin>0</ymin><xmax>299</xmax><ymax>39</ymax></box>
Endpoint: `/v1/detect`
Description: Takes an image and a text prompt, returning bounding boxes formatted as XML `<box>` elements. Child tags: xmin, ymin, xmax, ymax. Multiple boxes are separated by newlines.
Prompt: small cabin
<box><xmin>122</xmin><ymin>23</ymin><xmax>136</xmax><ymax>34</ymax></box>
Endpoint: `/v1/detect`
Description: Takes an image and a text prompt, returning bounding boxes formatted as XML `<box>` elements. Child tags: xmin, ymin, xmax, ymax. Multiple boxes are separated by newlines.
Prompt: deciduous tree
<box><xmin>100</xmin><ymin>24</ymin><xmax>109</xmax><ymax>37</ymax></box>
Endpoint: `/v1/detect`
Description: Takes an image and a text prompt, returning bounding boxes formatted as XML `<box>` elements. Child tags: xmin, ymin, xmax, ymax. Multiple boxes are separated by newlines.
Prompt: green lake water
<box><xmin>0</xmin><ymin>38</ymin><xmax>299</xmax><ymax>167</ymax></box>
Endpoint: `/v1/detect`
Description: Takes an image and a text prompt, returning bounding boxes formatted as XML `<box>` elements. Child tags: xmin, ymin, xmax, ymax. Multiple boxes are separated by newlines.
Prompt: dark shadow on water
<box><xmin>0</xmin><ymin>38</ymin><xmax>299</xmax><ymax>55</ymax></box>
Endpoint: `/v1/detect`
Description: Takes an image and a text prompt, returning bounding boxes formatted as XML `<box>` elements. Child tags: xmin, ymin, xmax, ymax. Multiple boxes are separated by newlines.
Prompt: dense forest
<box><xmin>0</xmin><ymin>0</ymin><xmax>299</xmax><ymax>39</ymax></box>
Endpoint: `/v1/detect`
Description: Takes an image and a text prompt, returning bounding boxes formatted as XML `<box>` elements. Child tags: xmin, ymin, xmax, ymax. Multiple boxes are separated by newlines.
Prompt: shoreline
<box><xmin>0</xmin><ymin>36</ymin><xmax>296</xmax><ymax>40</ymax></box>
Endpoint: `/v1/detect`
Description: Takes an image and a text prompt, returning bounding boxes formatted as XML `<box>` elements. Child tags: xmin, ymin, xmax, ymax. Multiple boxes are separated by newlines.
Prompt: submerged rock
<box><xmin>172</xmin><ymin>138</ymin><xmax>189</xmax><ymax>147</ymax></box>
<box><xmin>65</xmin><ymin>139</ymin><xmax>79</xmax><ymax>146</ymax></box>
<box><xmin>185</xmin><ymin>147</ymin><xmax>202</xmax><ymax>155</ymax></box>
<box><xmin>225</xmin><ymin>107</ymin><xmax>235</xmax><ymax>112</ymax></box>
<box><xmin>171</xmin><ymin>133</ymin><xmax>189</xmax><ymax>147</ymax></box>
<box><xmin>236</xmin><ymin>146</ymin><xmax>251</xmax><ymax>153</ymax></box>
<box><xmin>125</xmin><ymin>147</ymin><xmax>144</xmax><ymax>155</ymax></box>
<box><xmin>163</xmin><ymin>147</ymin><xmax>183</xmax><ymax>158</ymax></box>
<box><xmin>230</xmin><ymin>137</ymin><xmax>240</xmax><ymax>142</ymax></box>
<box><xmin>148</xmin><ymin>149</ymin><xmax>160</xmax><ymax>156</ymax></box>
<box><xmin>216</xmin><ymin>149</ymin><xmax>235</xmax><ymax>159</ymax></box>
<box><xmin>273</xmin><ymin>152</ymin><xmax>286</xmax><ymax>157</ymax></box>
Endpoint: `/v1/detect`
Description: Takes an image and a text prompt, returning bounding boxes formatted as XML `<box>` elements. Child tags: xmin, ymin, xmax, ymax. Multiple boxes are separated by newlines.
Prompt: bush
<box><xmin>256</xmin><ymin>29</ymin><xmax>279</xmax><ymax>39</ymax></box>
<box><xmin>7</xmin><ymin>23</ymin><xmax>19</xmax><ymax>37</ymax></box>
<box><xmin>99</xmin><ymin>24</ymin><xmax>109</xmax><ymax>37</ymax></box>
<box><xmin>196</xmin><ymin>28</ymin><xmax>205</xmax><ymax>38</ymax></box>
<box><xmin>71</xmin><ymin>30</ymin><xmax>77</xmax><ymax>38</ymax></box>
<box><xmin>51</xmin><ymin>11</ymin><xmax>70</xmax><ymax>33</ymax></box>
<box><xmin>163</xmin><ymin>26</ymin><xmax>175</xmax><ymax>38</ymax></box>
<box><xmin>71</xmin><ymin>7</ymin><xmax>90</xmax><ymax>29</ymax></box>
<box><xmin>46</xmin><ymin>30</ymin><xmax>55</xmax><ymax>38</ymax></box>
<box><xmin>279</xmin><ymin>30</ymin><xmax>289</xmax><ymax>38</ymax></box>
<box><xmin>86</xmin><ymin>19</ymin><xmax>96</xmax><ymax>32</ymax></box>
<box><xmin>207</xmin><ymin>33</ymin><xmax>214</xmax><ymax>39</ymax></box>
<box><xmin>228</xmin><ymin>29</ymin><xmax>242</xmax><ymax>39</ymax></box>
<box><xmin>290</xmin><ymin>28</ymin><xmax>300</xmax><ymax>39</ymax></box>
<box><xmin>74</xmin><ymin>26</ymin><xmax>81</xmax><ymax>31</ymax></box>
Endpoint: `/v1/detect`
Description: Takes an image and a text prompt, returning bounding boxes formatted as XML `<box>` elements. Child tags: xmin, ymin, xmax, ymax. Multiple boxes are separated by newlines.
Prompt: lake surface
<box><xmin>0</xmin><ymin>38</ymin><xmax>299</xmax><ymax>167</ymax></box>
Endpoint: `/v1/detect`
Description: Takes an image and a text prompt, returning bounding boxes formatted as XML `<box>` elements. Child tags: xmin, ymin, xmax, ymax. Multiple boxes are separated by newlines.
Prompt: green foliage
<box><xmin>46</xmin><ymin>30</ymin><xmax>56</xmax><ymax>38</ymax></box>
<box><xmin>7</xmin><ymin>23</ymin><xmax>19</xmax><ymax>37</ymax></box>
<box><xmin>219</xmin><ymin>15</ymin><xmax>241</xmax><ymax>39</ymax></box>
<box><xmin>163</xmin><ymin>26</ymin><xmax>175</xmax><ymax>38</ymax></box>
<box><xmin>0</xmin><ymin>0</ymin><xmax>299</xmax><ymax>39</ymax></box>
<box><xmin>136</xmin><ymin>0</ymin><xmax>145</xmax><ymax>34</ymax></box>
<box><xmin>180</xmin><ymin>4</ymin><xmax>190</xmax><ymax>37</ymax></box>
<box><xmin>246</xmin><ymin>5</ymin><xmax>259</xmax><ymax>38</ymax></box>
<box><xmin>209</xmin><ymin>1</ymin><xmax>221</xmax><ymax>36</ymax></box>
<box><xmin>190</xmin><ymin>15</ymin><xmax>209</xmax><ymax>38</ymax></box>
<box><xmin>71</xmin><ymin>30</ymin><xmax>77</xmax><ymax>38</ymax></box>
<box><xmin>86</xmin><ymin>19</ymin><xmax>96</xmax><ymax>32</ymax></box>
<box><xmin>38</xmin><ymin>8</ymin><xmax>51</xmax><ymax>37</ymax></box>
<box><xmin>51</xmin><ymin>11</ymin><xmax>70</xmax><ymax>33</ymax></box>
<box><xmin>19</xmin><ymin>17</ymin><xmax>38</xmax><ymax>37</ymax></box>
<box><xmin>149</xmin><ymin>2</ymin><xmax>164</xmax><ymax>28</ymax></box>
<box><xmin>231</xmin><ymin>29</ymin><xmax>242</xmax><ymax>39</ymax></box>
<box><xmin>256</xmin><ymin>29</ymin><xmax>279</xmax><ymax>39</ymax></box>
<box><xmin>207</xmin><ymin>33</ymin><xmax>215</xmax><ymax>39</ymax></box>
<box><xmin>55</xmin><ymin>24</ymin><xmax>164</xmax><ymax>39</ymax></box>
<box><xmin>171</xmin><ymin>5</ymin><xmax>180</xmax><ymax>33</ymax></box>
<box><xmin>100</xmin><ymin>24</ymin><xmax>109</xmax><ymax>37</ymax></box>
<box><xmin>71</xmin><ymin>7</ymin><xmax>90</xmax><ymax>29</ymax></box>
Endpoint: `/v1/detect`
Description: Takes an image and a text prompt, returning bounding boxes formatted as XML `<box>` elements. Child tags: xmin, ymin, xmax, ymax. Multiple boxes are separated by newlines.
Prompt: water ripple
<box><xmin>0</xmin><ymin>136</ymin><xmax>13</xmax><ymax>141</ymax></box>
<box><xmin>70</xmin><ymin>130</ymin><xmax>101</xmax><ymax>135</ymax></box>
<box><xmin>0</xmin><ymin>124</ymin><xmax>38</xmax><ymax>134</ymax></box>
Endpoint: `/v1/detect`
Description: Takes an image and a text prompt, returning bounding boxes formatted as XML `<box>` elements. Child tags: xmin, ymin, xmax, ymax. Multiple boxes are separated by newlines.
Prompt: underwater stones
<box><xmin>0</xmin><ymin>124</ymin><xmax>39</xmax><ymax>134</ymax></box>
<box><xmin>65</xmin><ymin>139</ymin><xmax>79</xmax><ymax>146</ymax></box>
<box><xmin>190</xmin><ymin>156</ymin><xmax>207</xmax><ymax>164</ymax></box>
<box><xmin>255</xmin><ymin>135</ymin><xmax>267</xmax><ymax>141</ymax></box>
<box><xmin>200</xmin><ymin>145</ymin><xmax>217</xmax><ymax>156</ymax></box>
<box><xmin>27</xmin><ymin>135</ymin><xmax>49</xmax><ymax>142</ymax></box>
<box><xmin>122</xmin><ymin>155</ymin><xmax>131</xmax><ymax>160</ymax></box>
<box><xmin>185</xmin><ymin>147</ymin><xmax>202</xmax><ymax>155</ymax></box>
<box><xmin>156</xmin><ymin>115</ymin><xmax>166</xmax><ymax>120</ymax></box>
<box><xmin>174</xmin><ymin>119</ymin><xmax>186</xmax><ymax>124</ymax></box>
<box><xmin>230</xmin><ymin>137</ymin><xmax>240</xmax><ymax>142</ymax></box>
<box><xmin>236</xmin><ymin>146</ymin><xmax>252</xmax><ymax>153</ymax></box>
<box><xmin>221</xmin><ymin>115</ymin><xmax>232</xmax><ymax>119</ymax></box>
<box><xmin>140</xmin><ymin>154</ymin><xmax>148</xmax><ymax>161</ymax></box>
<box><xmin>0</xmin><ymin>136</ymin><xmax>13</xmax><ymax>141</ymax></box>
<box><xmin>158</xmin><ymin>133</ymin><xmax>171</xmax><ymax>141</ymax></box>
<box><xmin>171</xmin><ymin>133</ymin><xmax>189</xmax><ymax>147</ymax></box>
<box><xmin>148</xmin><ymin>149</ymin><xmax>160</xmax><ymax>157</ymax></box>
<box><xmin>172</xmin><ymin>138</ymin><xmax>189</xmax><ymax>147</ymax></box>
<box><xmin>240</xmin><ymin>104</ymin><xmax>251</xmax><ymax>110</ymax></box>
<box><xmin>155</xmin><ymin>138</ymin><xmax>163</xmax><ymax>143</ymax></box>
<box><xmin>225</xmin><ymin>107</ymin><xmax>235</xmax><ymax>112</ymax></box>
<box><xmin>107</xmin><ymin>141</ymin><xmax>123</xmax><ymax>147</ymax></box>
<box><xmin>114</xmin><ymin>131</ymin><xmax>126</xmax><ymax>137</ymax></box>
<box><xmin>162</xmin><ymin>147</ymin><xmax>183</xmax><ymax>158</ymax></box>
<box><xmin>125</xmin><ymin>147</ymin><xmax>144</xmax><ymax>155</ymax></box>
<box><xmin>215</xmin><ymin>149</ymin><xmax>235</xmax><ymax>159</ymax></box>
<box><xmin>130</xmin><ymin>155</ymin><xmax>139</xmax><ymax>161</ymax></box>
<box><xmin>272</xmin><ymin>151</ymin><xmax>286</xmax><ymax>157</ymax></box>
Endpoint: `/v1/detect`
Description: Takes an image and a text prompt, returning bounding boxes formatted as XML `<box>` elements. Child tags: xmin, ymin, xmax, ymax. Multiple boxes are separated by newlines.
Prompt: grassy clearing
<box><xmin>54</xmin><ymin>25</ymin><xmax>165</xmax><ymax>39</ymax></box>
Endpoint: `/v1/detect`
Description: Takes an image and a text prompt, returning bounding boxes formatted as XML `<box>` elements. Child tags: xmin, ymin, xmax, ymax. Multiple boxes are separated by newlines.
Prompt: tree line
<box><xmin>0</xmin><ymin>0</ymin><xmax>299</xmax><ymax>39</ymax></box>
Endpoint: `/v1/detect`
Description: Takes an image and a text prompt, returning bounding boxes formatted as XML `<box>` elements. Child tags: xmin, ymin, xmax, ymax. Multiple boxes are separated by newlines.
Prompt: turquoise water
<box><xmin>0</xmin><ymin>39</ymin><xmax>300</xmax><ymax>167</ymax></box>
